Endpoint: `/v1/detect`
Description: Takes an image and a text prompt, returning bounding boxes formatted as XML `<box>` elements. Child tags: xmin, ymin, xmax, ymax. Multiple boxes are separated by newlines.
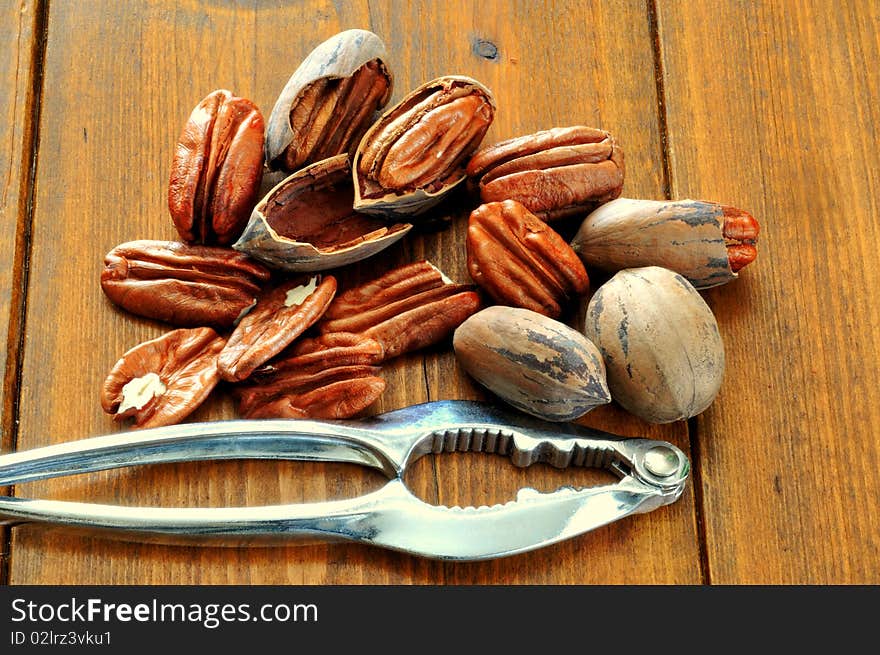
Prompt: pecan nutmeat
<box><xmin>100</xmin><ymin>240</ymin><xmax>271</xmax><ymax>328</ymax></box>
<box><xmin>354</xmin><ymin>76</ymin><xmax>495</xmax><ymax>216</ymax></box>
<box><xmin>318</xmin><ymin>261</ymin><xmax>481</xmax><ymax>360</ymax></box>
<box><xmin>466</xmin><ymin>125</ymin><xmax>624</xmax><ymax>221</ymax></box>
<box><xmin>467</xmin><ymin>200</ymin><xmax>589</xmax><ymax>318</ymax></box>
<box><xmin>101</xmin><ymin>327</ymin><xmax>226</xmax><ymax>429</ymax></box>
<box><xmin>217</xmin><ymin>275</ymin><xmax>337</xmax><ymax>382</ymax></box>
<box><xmin>236</xmin><ymin>332</ymin><xmax>385</xmax><ymax>419</ymax></box>
<box><xmin>168</xmin><ymin>89</ymin><xmax>265</xmax><ymax>245</ymax></box>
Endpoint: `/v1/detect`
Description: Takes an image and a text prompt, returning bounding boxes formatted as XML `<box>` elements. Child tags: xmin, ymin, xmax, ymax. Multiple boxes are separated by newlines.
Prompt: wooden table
<box><xmin>1</xmin><ymin>0</ymin><xmax>877</xmax><ymax>585</ymax></box>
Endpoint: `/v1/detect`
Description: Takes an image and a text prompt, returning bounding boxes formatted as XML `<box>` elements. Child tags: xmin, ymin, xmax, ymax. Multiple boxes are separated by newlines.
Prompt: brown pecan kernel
<box><xmin>722</xmin><ymin>205</ymin><xmax>760</xmax><ymax>272</ymax></box>
<box><xmin>100</xmin><ymin>240</ymin><xmax>271</xmax><ymax>328</ymax></box>
<box><xmin>168</xmin><ymin>89</ymin><xmax>265</xmax><ymax>245</ymax></box>
<box><xmin>101</xmin><ymin>327</ymin><xmax>226</xmax><ymax>429</ymax></box>
<box><xmin>236</xmin><ymin>332</ymin><xmax>385</xmax><ymax>419</ymax></box>
<box><xmin>282</xmin><ymin>60</ymin><xmax>392</xmax><ymax>171</ymax></box>
<box><xmin>318</xmin><ymin>261</ymin><xmax>481</xmax><ymax>360</ymax></box>
<box><xmin>466</xmin><ymin>126</ymin><xmax>625</xmax><ymax>221</ymax></box>
<box><xmin>217</xmin><ymin>275</ymin><xmax>337</xmax><ymax>382</ymax></box>
<box><xmin>467</xmin><ymin>200</ymin><xmax>590</xmax><ymax>318</ymax></box>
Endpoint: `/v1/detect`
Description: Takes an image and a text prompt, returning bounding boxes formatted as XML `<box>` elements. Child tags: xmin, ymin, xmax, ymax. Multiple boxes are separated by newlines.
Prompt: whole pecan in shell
<box><xmin>101</xmin><ymin>327</ymin><xmax>226</xmax><ymax>429</ymax></box>
<box><xmin>217</xmin><ymin>275</ymin><xmax>337</xmax><ymax>382</ymax></box>
<box><xmin>168</xmin><ymin>89</ymin><xmax>265</xmax><ymax>245</ymax></box>
<box><xmin>353</xmin><ymin>76</ymin><xmax>495</xmax><ymax>217</ymax></box>
<box><xmin>265</xmin><ymin>29</ymin><xmax>393</xmax><ymax>171</ymax></box>
<box><xmin>466</xmin><ymin>126</ymin><xmax>624</xmax><ymax>221</ymax></box>
<box><xmin>571</xmin><ymin>198</ymin><xmax>759</xmax><ymax>289</ymax></box>
<box><xmin>318</xmin><ymin>261</ymin><xmax>481</xmax><ymax>360</ymax></box>
<box><xmin>100</xmin><ymin>240</ymin><xmax>271</xmax><ymax>328</ymax></box>
<box><xmin>236</xmin><ymin>332</ymin><xmax>385</xmax><ymax>419</ymax></box>
<box><xmin>467</xmin><ymin>200</ymin><xmax>589</xmax><ymax>318</ymax></box>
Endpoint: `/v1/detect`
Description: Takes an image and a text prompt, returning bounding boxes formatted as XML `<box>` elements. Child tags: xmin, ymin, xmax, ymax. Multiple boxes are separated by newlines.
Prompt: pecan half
<box><xmin>100</xmin><ymin>240</ymin><xmax>271</xmax><ymax>328</ymax></box>
<box><xmin>101</xmin><ymin>327</ymin><xmax>226</xmax><ymax>429</ymax></box>
<box><xmin>168</xmin><ymin>89</ymin><xmax>265</xmax><ymax>245</ymax></box>
<box><xmin>318</xmin><ymin>261</ymin><xmax>481</xmax><ymax>360</ymax></box>
<box><xmin>236</xmin><ymin>332</ymin><xmax>385</xmax><ymax>419</ymax></box>
<box><xmin>466</xmin><ymin>126</ymin><xmax>625</xmax><ymax>221</ymax></box>
<box><xmin>217</xmin><ymin>275</ymin><xmax>337</xmax><ymax>382</ymax></box>
<box><xmin>467</xmin><ymin>200</ymin><xmax>589</xmax><ymax>318</ymax></box>
<box><xmin>265</xmin><ymin>30</ymin><xmax>393</xmax><ymax>171</ymax></box>
<box><xmin>353</xmin><ymin>76</ymin><xmax>495</xmax><ymax>217</ymax></box>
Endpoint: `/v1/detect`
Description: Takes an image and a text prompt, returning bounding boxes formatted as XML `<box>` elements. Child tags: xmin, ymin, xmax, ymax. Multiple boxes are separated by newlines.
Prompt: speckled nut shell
<box><xmin>583</xmin><ymin>266</ymin><xmax>725</xmax><ymax>423</ymax></box>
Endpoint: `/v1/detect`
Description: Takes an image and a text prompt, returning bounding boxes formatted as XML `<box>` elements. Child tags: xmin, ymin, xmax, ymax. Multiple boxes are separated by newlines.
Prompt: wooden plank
<box><xmin>10</xmin><ymin>0</ymin><xmax>700</xmax><ymax>583</ymax></box>
<box><xmin>656</xmin><ymin>0</ymin><xmax>880</xmax><ymax>583</ymax></box>
<box><xmin>0</xmin><ymin>0</ymin><xmax>40</xmax><ymax>583</ymax></box>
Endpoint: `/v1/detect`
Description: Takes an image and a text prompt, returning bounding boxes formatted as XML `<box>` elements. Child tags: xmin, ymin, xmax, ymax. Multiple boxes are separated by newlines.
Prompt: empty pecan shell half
<box><xmin>570</xmin><ymin>198</ymin><xmax>760</xmax><ymax>289</ymax></box>
<box><xmin>235</xmin><ymin>332</ymin><xmax>385</xmax><ymax>419</ymax></box>
<box><xmin>217</xmin><ymin>274</ymin><xmax>337</xmax><ymax>382</ymax></box>
<box><xmin>100</xmin><ymin>240</ymin><xmax>271</xmax><ymax>328</ymax></box>
<box><xmin>466</xmin><ymin>125</ymin><xmax>624</xmax><ymax>221</ymax></box>
<box><xmin>101</xmin><ymin>327</ymin><xmax>226</xmax><ymax>429</ymax></box>
<box><xmin>467</xmin><ymin>200</ymin><xmax>589</xmax><ymax>318</ymax></box>
<box><xmin>168</xmin><ymin>89</ymin><xmax>265</xmax><ymax>245</ymax></box>
<box><xmin>353</xmin><ymin>75</ymin><xmax>496</xmax><ymax>217</ymax></box>
<box><xmin>233</xmin><ymin>154</ymin><xmax>411</xmax><ymax>272</ymax></box>
<box><xmin>318</xmin><ymin>261</ymin><xmax>481</xmax><ymax>360</ymax></box>
<box><xmin>265</xmin><ymin>29</ymin><xmax>393</xmax><ymax>172</ymax></box>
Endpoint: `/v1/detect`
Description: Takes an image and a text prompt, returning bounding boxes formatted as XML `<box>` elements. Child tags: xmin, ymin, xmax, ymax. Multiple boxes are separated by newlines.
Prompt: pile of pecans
<box><xmin>100</xmin><ymin>29</ymin><xmax>759</xmax><ymax>430</ymax></box>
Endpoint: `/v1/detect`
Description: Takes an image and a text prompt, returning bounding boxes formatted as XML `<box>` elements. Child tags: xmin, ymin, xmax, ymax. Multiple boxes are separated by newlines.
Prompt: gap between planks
<box><xmin>1</xmin><ymin>0</ymin><xmax>51</xmax><ymax>587</ymax></box>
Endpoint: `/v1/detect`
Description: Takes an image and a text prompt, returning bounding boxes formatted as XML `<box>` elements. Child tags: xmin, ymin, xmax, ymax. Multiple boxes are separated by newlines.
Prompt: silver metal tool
<box><xmin>0</xmin><ymin>400</ymin><xmax>689</xmax><ymax>560</ymax></box>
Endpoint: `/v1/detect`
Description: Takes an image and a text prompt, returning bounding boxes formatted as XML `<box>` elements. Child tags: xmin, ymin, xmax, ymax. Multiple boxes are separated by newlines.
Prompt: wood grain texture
<box><xmin>656</xmin><ymin>0</ymin><xmax>880</xmax><ymax>583</ymax></box>
<box><xmin>8</xmin><ymin>0</ymin><xmax>701</xmax><ymax>584</ymax></box>
<box><xmin>0</xmin><ymin>0</ymin><xmax>39</xmax><ymax>583</ymax></box>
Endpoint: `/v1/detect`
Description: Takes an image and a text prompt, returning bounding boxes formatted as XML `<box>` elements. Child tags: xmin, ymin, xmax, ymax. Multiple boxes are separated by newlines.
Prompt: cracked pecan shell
<box><xmin>217</xmin><ymin>274</ymin><xmax>337</xmax><ymax>382</ymax></box>
<box><xmin>467</xmin><ymin>200</ymin><xmax>589</xmax><ymax>318</ymax></box>
<box><xmin>265</xmin><ymin>29</ymin><xmax>392</xmax><ymax>172</ymax></box>
<box><xmin>233</xmin><ymin>154</ymin><xmax>411</xmax><ymax>272</ymax></box>
<box><xmin>100</xmin><ymin>240</ymin><xmax>271</xmax><ymax>328</ymax></box>
<box><xmin>168</xmin><ymin>89</ymin><xmax>265</xmax><ymax>245</ymax></box>
<box><xmin>353</xmin><ymin>75</ymin><xmax>495</xmax><ymax>217</ymax></box>
<box><xmin>466</xmin><ymin>125</ymin><xmax>624</xmax><ymax>221</ymax></box>
<box><xmin>235</xmin><ymin>332</ymin><xmax>385</xmax><ymax>419</ymax></box>
<box><xmin>318</xmin><ymin>260</ymin><xmax>481</xmax><ymax>360</ymax></box>
<box><xmin>571</xmin><ymin>198</ymin><xmax>759</xmax><ymax>289</ymax></box>
<box><xmin>101</xmin><ymin>327</ymin><xmax>226</xmax><ymax>429</ymax></box>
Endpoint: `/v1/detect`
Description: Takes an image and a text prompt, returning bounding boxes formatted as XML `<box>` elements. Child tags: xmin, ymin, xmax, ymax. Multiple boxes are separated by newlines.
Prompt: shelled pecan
<box><xmin>570</xmin><ymin>198</ymin><xmax>760</xmax><ymax>288</ymax></box>
<box><xmin>467</xmin><ymin>200</ymin><xmax>589</xmax><ymax>318</ymax></box>
<box><xmin>236</xmin><ymin>332</ymin><xmax>385</xmax><ymax>419</ymax></box>
<box><xmin>100</xmin><ymin>240</ymin><xmax>271</xmax><ymax>328</ymax></box>
<box><xmin>101</xmin><ymin>327</ymin><xmax>226</xmax><ymax>429</ymax></box>
<box><xmin>168</xmin><ymin>89</ymin><xmax>265</xmax><ymax>245</ymax></box>
<box><xmin>318</xmin><ymin>261</ymin><xmax>481</xmax><ymax>360</ymax></box>
<box><xmin>218</xmin><ymin>275</ymin><xmax>337</xmax><ymax>382</ymax></box>
<box><xmin>466</xmin><ymin>125</ymin><xmax>624</xmax><ymax>221</ymax></box>
<box><xmin>353</xmin><ymin>75</ymin><xmax>495</xmax><ymax>217</ymax></box>
<box><xmin>265</xmin><ymin>29</ymin><xmax>393</xmax><ymax>171</ymax></box>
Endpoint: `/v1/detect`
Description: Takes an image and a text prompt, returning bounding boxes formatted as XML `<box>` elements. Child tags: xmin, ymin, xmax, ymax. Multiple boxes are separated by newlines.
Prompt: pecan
<box><xmin>318</xmin><ymin>261</ymin><xmax>481</xmax><ymax>360</ymax></box>
<box><xmin>570</xmin><ymin>198</ymin><xmax>760</xmax><ymax>289</ymax></box>
<box><xmin>101</xmin><ymin>327</ymin><xmax>226</xmax><ymax>429</ymax></box>
<box><xmin>100</xmin><ymin>240</ymin><xmax>271</xmax><ymax>328</ymax></box>
<box><xmin>233</xmin><ymin>154</ymin><xmax>411</xmax><ymax>272</ymax></box>
<box><xmin>467</xmin><ymin>200</ymin><xmax>589</xmax><ymax>318</ymax></box>
<box><xmin>353</xmin><ymin>76</ymin><xmax>495</xmax><ymax>217</ymax></box>
<box><xmin>168</xmin><ymin>89</ymin><xmax>265</xmax><ymax>245</ymax></box>
<box><xmin>466</xmin><ymin>126</ymin><xmax>625</xmax><ymax>221</ymax></box>
<box><xmin>217</xmin><ymin>275</ymin><xmax>337</xmax><ymax>382</ymax></box>
<box><xmin>265</xmin><ymin>30</ymin><xmax>393</xmax><ymax>171</ymax></box>
<box><xmin>236</xmin><ymin>332</ymin><xmax>385</xmax><ymax>419</ymax></box>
